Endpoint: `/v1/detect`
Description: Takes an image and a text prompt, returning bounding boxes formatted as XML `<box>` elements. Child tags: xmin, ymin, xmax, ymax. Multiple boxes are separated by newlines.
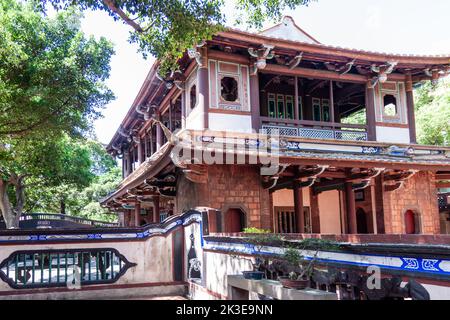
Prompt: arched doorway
<box><xmin>356</xmin><ymin>208</ymin><xmax>368</xmax><ymax>234</ymax></box>
<box><xmin>224</xmin><ymin>208</ymin><xmax>246</xmax><ymax>233</ymax></box>
<box><xmin>404</xmin><ymin>210</ymin><xmax>417</xmax><ymax>234</ymax></box>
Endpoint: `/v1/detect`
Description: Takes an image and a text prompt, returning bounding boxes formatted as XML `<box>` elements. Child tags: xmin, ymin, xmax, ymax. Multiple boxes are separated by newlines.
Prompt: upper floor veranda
<box><xmin>106</xmin><ymin>17</ymin><xmax>450</xmax><ymax>177</ymax></box>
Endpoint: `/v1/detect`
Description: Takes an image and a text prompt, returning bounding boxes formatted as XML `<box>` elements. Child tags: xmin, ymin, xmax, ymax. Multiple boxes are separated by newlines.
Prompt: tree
<box><xmin>0</xmin><ymin>1</ymin><xmax>114</xmax><ymax>228</ymax></box>
<box><xmin>414</xmin><ymin>78</ymin><xmax>450</xmax><ymax>146</ymax></box>
<box><xmin>39</xmin><ymin>0</ymin><xmax>314</xmax><ymax>75</ymax></box>
<box><xmin>25</xmin><ymin>138</ymin><xmax>121</xmax><ymax>222</ymax></box>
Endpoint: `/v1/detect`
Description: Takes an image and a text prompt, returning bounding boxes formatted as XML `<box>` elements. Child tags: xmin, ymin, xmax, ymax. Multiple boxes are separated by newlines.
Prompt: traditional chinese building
<box><xmin>101</xmin><ymin>16</ymin><xmax>450</xmax><ymax>237</ymax></box>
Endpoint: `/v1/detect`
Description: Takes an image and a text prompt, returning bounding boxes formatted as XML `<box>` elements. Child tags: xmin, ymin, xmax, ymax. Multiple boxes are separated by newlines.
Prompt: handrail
<box><xmin>19</xmin><ymin>213</ymin><xmax>119</xmax><ymax>227</ymax></box>
<box><xmin>260</xmin><ymin>117</ymin><xmax>367</xmax><ymax>130</ymax></box>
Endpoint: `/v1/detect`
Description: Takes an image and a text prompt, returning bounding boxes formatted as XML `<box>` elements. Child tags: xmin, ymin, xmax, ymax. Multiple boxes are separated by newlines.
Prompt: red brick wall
<box><xmin>176</xmin><ymin>165</ymin><xmax>272</xmax><ymax>230</ymax></box>
<box><xmin>383</xmin><ymin>171</ymin><xmax>440</xmax><ymax>234</ymax></box>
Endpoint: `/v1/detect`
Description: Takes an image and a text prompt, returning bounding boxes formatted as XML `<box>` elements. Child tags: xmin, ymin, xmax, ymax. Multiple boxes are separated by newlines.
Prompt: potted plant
<box><xmin>277</xmin><ymin>247</ymin><xmax>316</xmax><ymax>289</ymax></box>
<box><xmin>276</xmin><ymin>238</ymin><xmax>337</xmax><ymax>290</ymax></box>
<box><xmin>234</xmin><ymin>228</ymin><xmax>282</xmax><ymax>280</ymax></box>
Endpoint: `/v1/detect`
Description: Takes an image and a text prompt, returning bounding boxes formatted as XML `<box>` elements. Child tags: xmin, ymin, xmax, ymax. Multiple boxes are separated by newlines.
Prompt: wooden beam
<box><xmin>263</xmin><ymin>64</ymin><xmax>367</xmax><ymax>83</ymax></box>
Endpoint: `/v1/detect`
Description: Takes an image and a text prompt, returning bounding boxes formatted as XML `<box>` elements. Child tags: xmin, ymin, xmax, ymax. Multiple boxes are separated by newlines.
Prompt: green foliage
<box><xmin>25</xmin><ymin>139</ymin><xmax>121</xmax><ymax>222</ymax></box>
<box><xmin>0</xmin><ymin>0</ymin><xmax>114</xmax><ymax>138</ymax></box>
<box><xmin>414</xmin><ymin>78</ymin><xmax>450</xmax><ymax>146</ymax></box>
<box><xmin>38</xmin><ymin>0</ymin><xmax>314</xmax><ymax>75</ymax></box>
<box><xmin>243</xmin><ymin>227</ymin><xmax>271</xmax><ymax>234</ymax></box>
<box><xmin>0</xmin><ymin>1</ymin><xmax>114</xmax><ymax>228</ymax></box>
<box><xmin>340</xmin><ymin>108</ymin><xmax>366</xmax><ymax>125</ymax></box>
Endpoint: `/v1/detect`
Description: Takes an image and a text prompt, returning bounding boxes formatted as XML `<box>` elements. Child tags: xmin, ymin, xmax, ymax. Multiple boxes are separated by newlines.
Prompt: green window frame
<box><xmin>312</xmin><ymin>98</ymin><xmax>321</xmax><ymax>121</ymax></box>
<box><xmin>285</xmin><ymin>95</ymin><xmax>294</xmax><ymax>120</ymax></box>
<box><xmin>268</xmin><ymin>93</ymin><xmax>276</xmax><ymax>118</ymax></box>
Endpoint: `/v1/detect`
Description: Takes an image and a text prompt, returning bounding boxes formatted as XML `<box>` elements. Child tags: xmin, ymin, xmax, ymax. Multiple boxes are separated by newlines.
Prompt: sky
<box><xmin>79</xmin><ymin>0</ymin><xmax>450</xmax><ymax>144</ymax></box>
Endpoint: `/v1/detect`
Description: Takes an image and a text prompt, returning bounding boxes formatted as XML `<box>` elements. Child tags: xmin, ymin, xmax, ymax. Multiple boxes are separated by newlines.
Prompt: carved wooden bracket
<box><xmin>368</xmin><ymin>61</ymin><xmax>398</xmax><ymax>88</ymax></box>
<box><xmin>324</xmin><ymin>59</ymin><xmax>355</xmax><ymax>75</ymax></box>
<box><xmin>248</xmin><ymin>44</ymin><xmax>275</xmax><ymax>75</ymax></box>
<box><xmin>383</xmin><ymin>170</ymin><xmax>418</xmax><ymax>192</ymax></box>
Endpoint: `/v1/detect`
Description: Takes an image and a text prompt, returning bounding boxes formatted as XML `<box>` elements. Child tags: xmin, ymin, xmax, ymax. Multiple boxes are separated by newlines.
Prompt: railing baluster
<box><xmin>80</xmin><ymin>252</ymin><xmax>84</xmax><ymax>281</ymax></box>
<box><xmin>40</xmin><ymin>253</ymin><xmax>44</xmax><ymax>283</ymax></box>
<box><xmin>88</xmin><ymin>253</ymin><xmax>91</xmax><ymax>281</ymax></box>
<box><xmin>15</xmin><ymin>254</ymin><xmax>19</xmax><ymax>285</ymax></box>
<box><xmin>65</xmin><ymin>252</ymin><xmax>68</xmax><ymax>284</ymax></box>
<box><xmin>57</xmin><ymin>253</ymin><xmax>60</xmax><ymax>283</ymax></box>
<box><xmin>96</xmin><ymin>251</ymin><xmax>100</xmax><ymax>280</ymax></box>
<box><xmin>110</xmin><ymin>251</ymin><xmax>114</xmax><ymax>279</ymax></box>
<box><xmin>32</xmin><ymin>253</ymin><xmax>35</xmax><ymax>284</ymax></box>
<box><xmin>48</xmin><ymin>253</ymin><xmax>52</xmax><ymax>283</ymax></box>
<box><xmin>103</xmin><ymin>251</ymin><xmax>107</xmax><ymax>279</ymax></box>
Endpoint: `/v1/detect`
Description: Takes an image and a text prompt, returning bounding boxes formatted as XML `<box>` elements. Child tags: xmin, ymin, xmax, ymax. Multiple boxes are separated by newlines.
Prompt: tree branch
<box><xmin>102</xmin><ymin>0</ymin><xmax>145</xmax><ymax>33</ymax></box>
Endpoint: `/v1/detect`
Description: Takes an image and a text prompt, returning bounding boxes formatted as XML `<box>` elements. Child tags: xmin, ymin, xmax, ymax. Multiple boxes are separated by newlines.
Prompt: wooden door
<box><xmin>224</xmin><ymin>208</ymin><xmax>245</xmax><ymax>233</ymax></box>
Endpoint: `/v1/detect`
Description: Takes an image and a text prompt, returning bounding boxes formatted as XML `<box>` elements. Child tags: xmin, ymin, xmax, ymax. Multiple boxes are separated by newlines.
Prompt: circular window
<box><xmin>221</xmin><ymin>77</ymin><xmax>238</xmax><ymax>102</ymax></box>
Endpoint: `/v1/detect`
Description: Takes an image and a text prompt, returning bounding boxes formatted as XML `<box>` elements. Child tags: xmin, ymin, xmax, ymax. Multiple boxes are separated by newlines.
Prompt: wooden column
<box><xmin>405</xmin><ymin>74</ymin><xmax>417</xmax><ymax>143</ymax></box>
<box><xmin>143</xmin><ymin>135</ymin><xmax>148</xmax><ymax>159</ymax></box>
<box><xmin>137</xmin><ymin>138</ymin><xmax>144</xmax><ymax>165</ymax></box>
<box><xmin>122</xmin><ymin>153</ymin><xmax>126</xmax><ymax>178</ymax></box>
<box><xmin>374</xmin><ymin>175</ymin><xmax>385</xmax><ymax>234</ymax></box>
<box><xmin>329</xmin><ymin>80</ymin><xmax>335</xmax><ymax>123</ymax></box>
<box><xmin>181</xmin><ymin>88</ymin><xmax>186</xmax><ymax>129</ymax></box>
<box><xmin>370</xmin><ymin>180</ymin><xmax>378</xmax><ymax>234</ymax></box>
<box><xmin>169</xmin><ymin>101</ymin><xmax>173</xmax><ymax>131</ymax></box>
<box><xmin>124</xmin><ymin>150</ymin><xmax>132</xmax><ymax>177</ymax></box>
<box><xmin>197</xmin><ymin>48</ymin><xmax>209</xmax><ymax>129</ymax></box>
<box><xmin>156</xmin><ymin>115</ymin><xmax>163</xmax><ymax>151</ymax></box>
<box><xmin>134</xmin><ymin>202</ymin><xmax>141</xmax><ymax>227</ymax></box>
<box><xmin>293</xmin><ymin>181</ymin><xmax>305</xmax><ymax>233</ymax></box>
<box><xmin>149</xmin><ymin>128</ymin><xmax>155</xmax><ymax>155</ymax></box>
<box><xmin>345</xmin><ymin>182</ymin><xmax>357</xmax><ymax>234</ymax></box>
<box><xmin>294</xmin><ymin>76</ymin><xmax>299</xmax><ymax>120</ymax></box>
<box><xmin>365</xmin><ymin>81</ymin><xmax>377</xmax><ymax>141</ymax></box>
<box><xmin>309</xmin><ymin>188</ymin><xmax>320</xmax><ymax>233</ymax></box>
<box><xmin>250</xmin><ymin>73</ymin><xmax>260</xmax><ymax>131</ymax></box>
<box><xmin>153</xmin><ymin>196</ymin><xmax>160</xmax><ymax>223</ymax></box>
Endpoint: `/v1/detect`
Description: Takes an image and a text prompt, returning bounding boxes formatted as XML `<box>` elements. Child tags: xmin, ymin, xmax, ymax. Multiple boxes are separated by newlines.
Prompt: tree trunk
<box><xmin>60</xmin><ymin>198</ymin><xmax>66</xmax><ymax>215</ymax></box>
<box><xmin>0</xmin><ymin>175</ymin><xmax>26</xmax><ymax>229</ymax></box>
<box><xmin>0</xmin><ymin>180</ymin><xmax>19</xmax><ymax>229</ymax></box>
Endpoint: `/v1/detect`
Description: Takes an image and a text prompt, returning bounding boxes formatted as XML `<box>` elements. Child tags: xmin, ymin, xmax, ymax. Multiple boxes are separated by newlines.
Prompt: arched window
<box><xmin>404</xmin><ymin>210</ymin><xmax>417</xmax><ymax>234</ymax></box>
<box><xmin>190</xmin><ymin>84</ymin><xmax>197</xmax><ymax>109</ymax></box>
<box><xmin>383</xmin><ymin>94</ymin><xmax>397</xmax><ymax>116</ymax></box>
<box><xmin>223</xmin><ymin>208</ymin><xmax>246</xmax><ymax>233</ymax></box>
<box><xmin>220</xmin><ymin>77</ymin><xmax>238</xmax><ymax>102</ymax></box>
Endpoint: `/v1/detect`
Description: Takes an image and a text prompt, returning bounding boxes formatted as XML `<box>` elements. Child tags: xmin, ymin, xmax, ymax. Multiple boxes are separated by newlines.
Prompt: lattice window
<box><xmin>261</xmin><ymin>125</ymin><xmax>298</xmax><ymax>137</ymax></box>
<box><xmin>335</xmin><ymin>130</ymin><xmax>368</xmax><ymax>141</ymax></box>
<box><xmin>0</xmin><ymin>249</ymin><xmax>135</xmax><ymax>289</ymax></box>
<box><xmin>298</xmin><ymin>127</ymin><xmax>334</xmax><ymax>140</ymax></box>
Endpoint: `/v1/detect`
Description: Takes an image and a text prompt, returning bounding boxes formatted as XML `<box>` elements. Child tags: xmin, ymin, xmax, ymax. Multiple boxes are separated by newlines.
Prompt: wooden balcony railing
<box><xmin>260</xmin><ymin>117</ymin><xmax>368</xmax><ymax>141</ymax></box>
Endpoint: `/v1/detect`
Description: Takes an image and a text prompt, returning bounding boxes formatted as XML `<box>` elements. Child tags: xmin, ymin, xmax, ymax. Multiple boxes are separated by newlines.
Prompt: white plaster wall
<box><xmin>186</xmin><ymin>107</ymin><xmax>205</xmax><ymax>130</ymax></box>
<box><xmin>318</xmin><ymin>190</ymin><xmax>342</xmax><ymax>234</ymax></box>
<box><xmin>376</xmin><ymin>126</ymin><xmax>410</xmax><ymax>144</ymax></box>
<box><xmin>0</xmin><ymin>237</ymin><xmax>174</xmax><ymax>293</ymax></box>
<box><xmin>204</xmin><ymin>251</ymin><xmax>253</xmax><ymax>299</ymax></box>
<box><xmin>208</xmin><ymin>113</ymin><xmax>253</xmax><ymax>133</ymax></box>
